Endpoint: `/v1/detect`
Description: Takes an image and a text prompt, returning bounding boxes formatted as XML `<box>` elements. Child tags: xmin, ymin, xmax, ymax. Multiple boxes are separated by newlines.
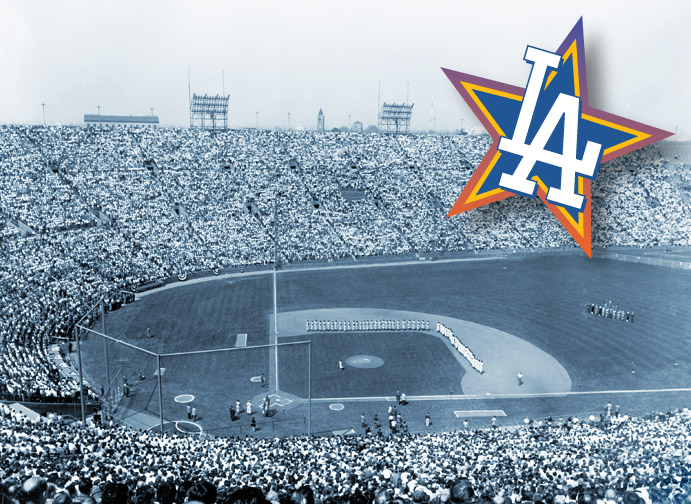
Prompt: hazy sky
<box><xmin>1</xmin><ymin>0</ymin><xmax>689</xmax><ymax>137</ymax></box>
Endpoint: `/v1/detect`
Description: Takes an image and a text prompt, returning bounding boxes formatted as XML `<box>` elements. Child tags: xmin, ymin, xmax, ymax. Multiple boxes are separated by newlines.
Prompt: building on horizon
<box><xmin>351</xmin><ymin>120</ymin><xmax>363</xmax><ymax>133</ymax></box>
<box><xmin>317</xmin><ymin>108</ymin><xmax>325</xmax><ymax>132</ymax></box>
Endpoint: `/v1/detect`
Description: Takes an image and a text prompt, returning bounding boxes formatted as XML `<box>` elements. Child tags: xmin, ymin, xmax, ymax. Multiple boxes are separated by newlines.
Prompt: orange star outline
<box><xmin>442</xmin><ymin>18</ymin><xmax>672</xmax><ymax>256</ymax></box>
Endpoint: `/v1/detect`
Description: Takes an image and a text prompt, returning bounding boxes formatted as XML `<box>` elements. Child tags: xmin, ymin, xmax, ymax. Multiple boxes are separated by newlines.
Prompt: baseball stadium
<box><xmin>2</xmin><ymin>124</ymin><xmax>689</xmax><ymax>435</ymax></box>
<box><xmin>2</xmin><ymin>121</ymin><xmax>691</xmax><ymax>504</ymax></box>
<box><xmin>82</xmin><ymin>247</ymin><xmax>691</xmax><ymax>438</ymax></box>
<box><xmin>5</xmin><ymin>3</ymin><xmax>691</xmax><ymax>503</ymax></box>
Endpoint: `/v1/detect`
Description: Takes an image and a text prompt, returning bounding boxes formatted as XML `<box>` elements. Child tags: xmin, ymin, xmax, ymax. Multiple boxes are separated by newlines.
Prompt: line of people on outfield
<box><xmin>306</xmin><ymin>319</ymin><xmax>430</xmax><ymax>332</ymax></box>
<box><xmin>587</xmin><ymin>302</ymin><xmax>635</xmax><ymax>323</ymax></box>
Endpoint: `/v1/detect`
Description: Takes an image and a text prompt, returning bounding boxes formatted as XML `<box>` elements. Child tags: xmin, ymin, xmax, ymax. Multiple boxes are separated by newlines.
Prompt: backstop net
<box><xmin>75</xmin><ymin>311</ymin><xmax>311</xmax><ymax>438</ymax></box>
<box><xmin>76</xmin><ymin>322</ymin><xmax>160</xmax><ymax>430</ymax></box>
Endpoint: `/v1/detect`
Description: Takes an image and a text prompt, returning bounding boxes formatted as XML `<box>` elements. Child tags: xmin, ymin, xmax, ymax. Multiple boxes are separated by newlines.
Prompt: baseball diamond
<box><xmin>3</xmin><ymin>5</ymin><xmax>691</xmax><ymax>504</ymax></box>
<box><xmin>76</xmin><ymin>254</ymin><xmax>691</xmax><ymax>437</ymax></box>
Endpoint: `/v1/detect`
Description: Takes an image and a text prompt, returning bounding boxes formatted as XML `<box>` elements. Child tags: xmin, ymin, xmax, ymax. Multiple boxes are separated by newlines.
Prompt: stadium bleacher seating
<box><xmin>0</xmin><ymin>125</ymin><xmax>689</xmax><ymax>402</ymax></box>
<box><xmin>1</xmin><ymin>402</ymin><xmax>689</xmax><ymax>504</ymax></box>
<box><xmin>1</xmin><ymin>126</ymin><xmax>690</xmax><ymax>502</ymax></box>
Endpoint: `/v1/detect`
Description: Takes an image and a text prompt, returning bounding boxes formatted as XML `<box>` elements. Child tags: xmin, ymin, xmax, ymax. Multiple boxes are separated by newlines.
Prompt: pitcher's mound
<box><xmin>346</xmin><ymin>355</ymin><xmax>384</xmax><ymax>368</ymax></box>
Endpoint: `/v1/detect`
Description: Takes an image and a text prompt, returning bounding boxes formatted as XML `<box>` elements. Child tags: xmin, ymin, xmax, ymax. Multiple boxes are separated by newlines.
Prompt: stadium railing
<box><xmin>129</xmin><ymin>246</ymin><xmax>690</xmax><ymax>300</ymax></box>
<box><xmin>593</xmin><ymin>250</ymin><xmax>691</xmax><ymax>270</ymax></box>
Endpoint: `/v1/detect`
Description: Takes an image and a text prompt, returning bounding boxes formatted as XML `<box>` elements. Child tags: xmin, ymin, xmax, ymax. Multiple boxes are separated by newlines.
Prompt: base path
<box><xmin>273</xmin><ymin>308</ymin><xmax>571</xmax><ymax>396</ymax></box>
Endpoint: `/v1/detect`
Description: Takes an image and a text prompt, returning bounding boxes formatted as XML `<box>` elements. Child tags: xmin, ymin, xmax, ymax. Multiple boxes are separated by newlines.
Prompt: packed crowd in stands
<box><xmin>0</xmin><ymin>125</ymin><xmax>689</xmax><ymax>403</ymax></box>
<box><xmin>1</xmin><ymin>401</ymin><xmax>690</xmax><ymax>504</ymax></box>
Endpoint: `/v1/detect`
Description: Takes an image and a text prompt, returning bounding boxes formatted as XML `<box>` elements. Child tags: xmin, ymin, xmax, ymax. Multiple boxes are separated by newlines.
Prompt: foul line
<box><xmin>308</xmin><ymin>387</ymin><xmax>691</xmax><ymax>403</ymax></box>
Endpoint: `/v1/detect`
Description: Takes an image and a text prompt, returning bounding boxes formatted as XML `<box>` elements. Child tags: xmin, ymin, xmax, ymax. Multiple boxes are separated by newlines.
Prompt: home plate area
<box><xmin>268</xmin><ymin>393</ymin><xmax>292</xmax><ymax>408</ymax></box>
<box><xmin>249</xmin><ymin>391</ymin><xmax>299</xmax><ymax>411</ymax></box>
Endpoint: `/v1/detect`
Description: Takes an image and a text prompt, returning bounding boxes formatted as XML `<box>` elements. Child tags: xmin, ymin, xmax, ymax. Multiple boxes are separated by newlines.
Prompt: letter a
<box><xmin>498</xmin><ymin>46</ymin><xmax>601</xmax><ymax>211</ymax></box>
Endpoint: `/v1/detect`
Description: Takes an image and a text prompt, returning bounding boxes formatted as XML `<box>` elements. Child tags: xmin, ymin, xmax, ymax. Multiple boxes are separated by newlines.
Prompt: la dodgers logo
<box><xmin>443</xmin><ymin>19</ymin><xmax>672</xmax><ymax>256</ymax></box>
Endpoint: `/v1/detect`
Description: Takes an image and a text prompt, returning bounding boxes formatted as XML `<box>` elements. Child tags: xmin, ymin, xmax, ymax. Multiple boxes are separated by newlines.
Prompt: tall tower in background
<box><xmin>317</xmin><ymin>108</ymin><xmax>325</xmax><ymax>132</ymax></box>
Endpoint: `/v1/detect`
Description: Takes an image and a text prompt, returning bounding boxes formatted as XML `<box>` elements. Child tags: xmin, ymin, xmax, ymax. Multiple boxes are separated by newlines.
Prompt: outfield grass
<box><xmin>274</xmin><ymin>256</ymin><xmax>691</xmax><ymax>392</ymax></box>
<box><xmin>81</xmin><ymin>256</ymin><xmax>691</xmax><ymax>436</ymax></box>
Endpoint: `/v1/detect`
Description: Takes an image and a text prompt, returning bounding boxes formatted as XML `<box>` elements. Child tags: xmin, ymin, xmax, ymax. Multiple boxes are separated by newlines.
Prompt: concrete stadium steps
<box><xmin>2</xmin><ymin>214</ymin><xmax>34</xmax><ymax>235</ymax></box>
<box><xmin>8</xmin><ymin>403</ymin><xmax>41</xmax><ymax>422</ymax></box>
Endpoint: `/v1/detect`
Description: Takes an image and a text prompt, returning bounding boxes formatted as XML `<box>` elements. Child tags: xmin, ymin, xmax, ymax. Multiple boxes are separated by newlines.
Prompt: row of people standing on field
<box><xmin>229</xmin><ymin>396</ymin><xmax>271</xmax><ymax>421</ymax></box>
<box><xmin>436</xmin><ymin>322</ymin><xmax>484</xmax><ymax>373</ymax></box>
<box><xmin>587</xmin><ymin>303</ymin><xmax>635</xmax><ymax>323</ymax></box>
<box><xmin>306</xmin><ymin>319</ymin><xmax>430</xmax><ymax>332</ymax></box>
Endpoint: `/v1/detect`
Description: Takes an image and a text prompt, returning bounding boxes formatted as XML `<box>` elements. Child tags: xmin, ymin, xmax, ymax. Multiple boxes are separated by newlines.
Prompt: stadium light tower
<box><xmin>256</xmin><ymin>111</ymin><xmax>259</xmax><ymax>130</ymax></box>
<box><xmin>288</xmin><ymin>112</ymin><xmax>291</xmax><ymax>131</ymax></box>
<box><xmin>378</xmin><ymin>102</ymin><xmax>414</xmax><ymax>134</ymax></box>
<box><xmin>190</xmin><ymin>94</ymin><xmax>229</xmax><ymax>130</ymax></box>
<box><xmin>41</xmin><ymin>103</ymin><xmax>46</xmax><ymax>126</ymax></box>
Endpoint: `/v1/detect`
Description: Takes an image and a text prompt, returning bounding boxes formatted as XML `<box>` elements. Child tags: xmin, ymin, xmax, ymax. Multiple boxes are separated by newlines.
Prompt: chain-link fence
<box><xmin>75</xmin><ymin>312</ymin><xmax>311</xmax><ymax>436</ymax></box>
<box><xmin>76</xmin><ymin>322</ymin><xmax>159</xmax><ymax>430</ymax></box>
